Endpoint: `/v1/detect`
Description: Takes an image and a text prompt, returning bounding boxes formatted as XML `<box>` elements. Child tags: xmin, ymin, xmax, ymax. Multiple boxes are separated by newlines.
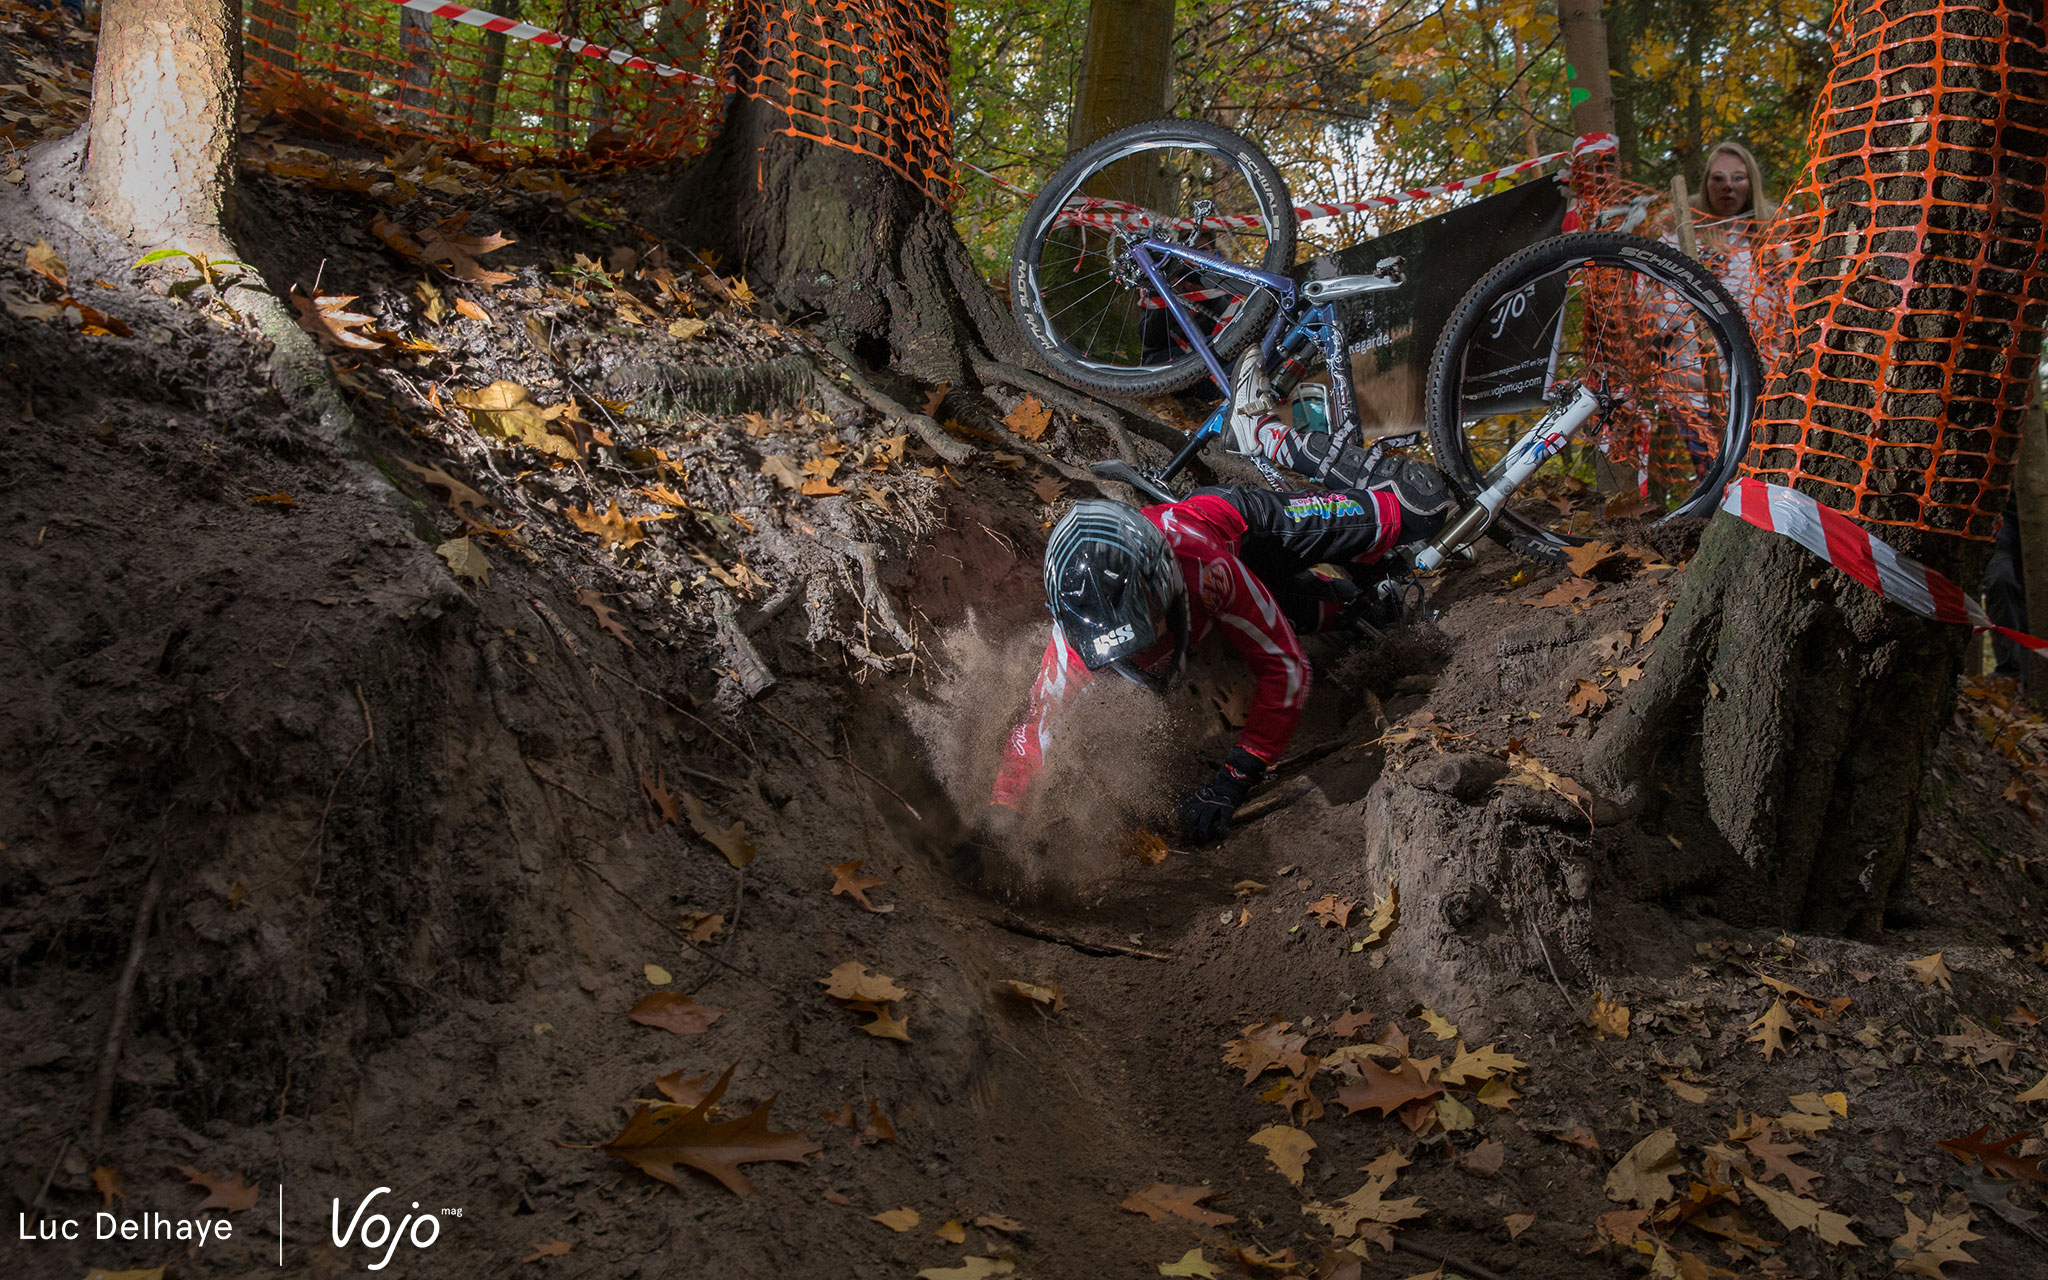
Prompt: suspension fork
<box><xmin>1408</xmin><ymin>385</ymin><xmax>1605</xmax><ymax>573</ymax></box>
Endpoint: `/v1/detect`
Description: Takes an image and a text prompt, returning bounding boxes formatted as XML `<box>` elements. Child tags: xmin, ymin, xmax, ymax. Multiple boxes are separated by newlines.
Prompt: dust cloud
<box><xmin>906</xmin><ymin>615</ymin><xmax>1235</xmax><ymax>901</ymax></box>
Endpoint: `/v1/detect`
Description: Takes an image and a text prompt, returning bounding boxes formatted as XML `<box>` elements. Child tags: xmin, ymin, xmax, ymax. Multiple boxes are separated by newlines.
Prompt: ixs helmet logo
<box><xmin>331</xmin><ymin>1188</ymin><xmax>444</xmax><ymax>1271</ymax></box>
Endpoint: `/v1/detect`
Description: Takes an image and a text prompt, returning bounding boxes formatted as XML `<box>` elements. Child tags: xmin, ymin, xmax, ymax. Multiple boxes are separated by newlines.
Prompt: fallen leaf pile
<box><xmin>820</xmin><ymin>961</ymin><xmax>911</xmax><ymax>1042</ymax></box>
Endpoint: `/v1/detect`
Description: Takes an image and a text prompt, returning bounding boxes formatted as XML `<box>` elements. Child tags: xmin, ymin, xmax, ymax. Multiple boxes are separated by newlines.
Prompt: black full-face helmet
<box><xmin>1043</xmin><ymin>500</ymin><xmax>1189</xmax><ymax>690</ymax></box>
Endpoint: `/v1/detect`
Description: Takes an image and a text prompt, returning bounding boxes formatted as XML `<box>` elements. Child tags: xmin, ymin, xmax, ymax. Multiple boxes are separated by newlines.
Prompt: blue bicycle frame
<box><xmin>1125</xmin><ymin>238</ymin><xmax>1398</xmax><ymax>483</ymax></box>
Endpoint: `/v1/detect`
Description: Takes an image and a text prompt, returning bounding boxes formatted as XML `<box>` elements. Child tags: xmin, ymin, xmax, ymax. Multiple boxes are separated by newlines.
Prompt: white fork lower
<box><xmin>1408</xmin><ymin>386</ymin><xmax>1603</xmax><ymax>573</ymax></box>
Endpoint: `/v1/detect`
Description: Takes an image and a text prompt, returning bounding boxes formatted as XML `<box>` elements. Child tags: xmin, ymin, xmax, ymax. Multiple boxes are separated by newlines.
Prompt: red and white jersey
<box><xmin>991</xmin><ymin>492</ymin><xmax>1317</xmax><ymax>808</ymax></box>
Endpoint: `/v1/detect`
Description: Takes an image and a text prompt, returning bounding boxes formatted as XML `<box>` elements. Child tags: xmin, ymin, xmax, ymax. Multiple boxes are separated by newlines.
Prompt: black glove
<box><xmin>1178</xmin><ymin>746</ymin><xmax>1267</xmax><ymax>845</ymax></box>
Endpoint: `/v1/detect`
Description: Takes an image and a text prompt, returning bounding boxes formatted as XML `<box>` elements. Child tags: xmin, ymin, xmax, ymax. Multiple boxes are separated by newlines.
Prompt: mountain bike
<box><xmin>1008</xmin><ymin>119</ymin><xmax>1760</xmax><ymax>573</ymax></box>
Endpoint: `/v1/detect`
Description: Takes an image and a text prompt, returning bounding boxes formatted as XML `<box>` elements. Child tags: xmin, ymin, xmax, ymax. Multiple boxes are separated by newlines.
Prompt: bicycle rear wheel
<box><xmin>1010</xmin><ymin>119</ymin><xmax>1296</xmax><ymax>397</ymax></box>
<box><xmin>1424</xmin><ymin>232</ymin><xmax>1759</xmax><ymax>562</ymax></box>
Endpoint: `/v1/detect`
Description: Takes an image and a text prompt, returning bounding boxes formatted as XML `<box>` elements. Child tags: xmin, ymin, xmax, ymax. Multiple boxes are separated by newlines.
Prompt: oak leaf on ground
<box><xmin>1890</xmin><ymin>1208</ymin><xmax>1981</xmax><ymax>1278</ymax></box>
<box><xmin>1004</xmin><ymin>395</ymin><xmax>1052</xmax><ymax>441</ymax></box>
<box><xmin>681</xmin><ymin>792</ymin><xmax>755</xmax><ymax>868</ymax></box>
<box><xmin>873</xmin><ymin>1207</ymin><xmax>920</xmax><ymax>1232</ymax></box>
<box><xmin>1476</xmin><ymin>1077</ymin><xmax>1521</xmax><ymax>1109</ymax></box>
<box><xmin>1158</xmin><ymin>1248</ymin><xmax>1218</xmax><ymax>1278</ymax></box>
<box><xmin>1744</xmin><ymin>1131</ymin><xmax>1819</xmax><ymax>1194</ymax></box>
<box><xmin>396</xmin><ymin>459</ymin><xmax>489</xmax><ymax>511</ymax></box>
<box><xmin>628</xmin><ymin>991</ymin><xmax>724</xmax><ymax>1036</ymax></box>
<box><xmin>640</xmin><ymin>769</ymin><xmax>679</xmax><ymax>823</ymax></box>
<box><xmin>1223</xmin><ymin>1017</ymin><xmax>1310</xmax><ymax>1083</ymax></box>
<box><xmin>1330</xmin><ymin>1008</ymin><xmax>1376</xmax><ymax>1039</ymax></box>
<box><xmin>1504</xmin><ymin>1210</ymin><xmax>1535</xmax><ymax>1238</ymax></box>
<box><xmin>655</xmin><ymin>1070</ymin><xmax>717</xmax><ymax>1108</ymax></box>
<box><xmin>1906</xmin><ymin>951</ymin><xmax>1953</xmax><ymax>991</ymax></box>
<box><xmin>1307</xmin><ymin>893</ymin><xmax>1357</xmax><ymax>928</ymax></box>
<box><xmin>1334</xmin><ymin>1058</ymin><xmax>1442</xmax><ymax>1117</ymax></box>
<box><xmin>1120</xmin><ymin>1183</ymin><xmax>1237</xmax><ymax>1226</ymax></box>
<box><xmin>1000</xmin><ymin>979</ymin><xmax>1067</xmax><ymax>1012</ymax></box>
<box><xmin>178</xmin><ymin>1166</ymin><xmax>258</xmax><ymax>1212</ymax></box>
<box><xmin>1249</xmin><ymin>1125</ymin><xmax>1315</xmax><ymax>1186</ymax></box>
<box><xmin>456</xmin><ymin>381</ymin><xmax>581</xmax><ymax>458</ymax></box>
<box><xmin>568</xmin><ymin>501</ymin><xmax>647</xmax><ymax>547</ymax></box>
<box><xmin>934</xmin><ymin>1219</ymin><xmax>966</xmax><ymax>1243</ymax></box>
<box><xmin>1441</xmin><ymin>1042</ymin><xmax>1525</xmax><ymax>1087</ymax></box>
<box><xmin>574</xmin><ymin>588</ymin><xmax>635</xmax><ymax>648</ymax></box>
<box><xmin>1303</xmin><ymin>1153</ymin><xmax>1424</xmax><ymax>1248</ymax></box>
<box><xmin>1933</xmin><ymin>1126</ymin><xmax>2048</xmax><ymax>1182</ymax></box>
<box><xmin>1532</xmin><ymin>576</ymin><xmax>1597</xmax><ymax>608</ymax></box>
<box><xmin>521</xmin><ymin>1241</ymin><xmax>571</xmax><ymax>1262</ymax></box>
<box><xmin>820</xmin><ymin>961</ymin><xmax>907</xmax><ymax>1004</ymax></box>
<box><xmin>1590</xmin><ymin>993</ymin><xmax>1630</xmax><ymax>1039</ymax></box>
<box><xmin>1748</xmin><ymin>999</ymin><xmax>1796</xmax><ymax>1060</ymax></box>
<box><xmin>291</xmin><ymin>288</ymin><xmax>384</xmax><ymax>350</ymax></box>
<box><xmin>1740</xmin><ymin>1176</ymin><xmax>1862</xmax><ymax>1245</ymax></box>
<box><xmin>827</xmin><ymin>860</ymin><xmax>892</xmax><ymax>913</ymax></box>
<box><xmin>602</xmin><ymin>1065</ymin><xmax>820</xmax><ymax>1195</ymax></box>
<box><xmin>2017</xmin><ymin>1072</ymin><xmax>2048</xmax><ymax>1104</ymax></box>
<box><xmin>1604</xmin><ymin>1129</ymin><xmax>1681</xmax><ymax>1207</ymax></box>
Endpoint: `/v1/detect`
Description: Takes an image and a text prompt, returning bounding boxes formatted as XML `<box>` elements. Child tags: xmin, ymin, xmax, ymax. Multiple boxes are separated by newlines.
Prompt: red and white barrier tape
<box><xmin>385</xmin><ymin>0</ymin><xmax>722</xmax><ymax>87</ymax></box>
<box><xmin>1720</xmin><ymin>477</ymin><xmax>2047</xmax><ymax>652</ymax></box>
<box><xmin>1047</xmin><ymin>134</ymin><xmax>1618</xmax><ymax>233</ymax></box>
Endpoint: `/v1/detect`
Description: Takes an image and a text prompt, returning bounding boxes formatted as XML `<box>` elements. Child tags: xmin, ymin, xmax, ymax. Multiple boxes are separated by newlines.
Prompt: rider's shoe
<box><xmin>1225</xmin><ymin>347</ymin><xmax>1284</xmax><ymax>459</ymax></box>
<box><xmin>1366</xmin><ymin>454</ymin><xmax>1455</xmax><ymax>545</ymax></box>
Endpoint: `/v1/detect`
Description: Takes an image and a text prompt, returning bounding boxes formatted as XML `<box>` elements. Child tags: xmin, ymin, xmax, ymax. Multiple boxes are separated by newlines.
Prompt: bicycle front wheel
<box><xmin>1010</xmin><ymin>118</ymin><xmax>1296</xmax><ymax>397</ymax></box>
<box><xmin>1424</xmin><ymin>232</ymin><xmax>1759</xmax><ymax>561</ymax></box>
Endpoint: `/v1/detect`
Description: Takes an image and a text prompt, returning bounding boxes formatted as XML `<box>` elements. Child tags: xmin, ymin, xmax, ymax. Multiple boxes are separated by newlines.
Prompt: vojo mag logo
<box><xmin>330</xmin><ymin>1186</ymin><xmax>457</xmax><ymax>1271</ymax></box>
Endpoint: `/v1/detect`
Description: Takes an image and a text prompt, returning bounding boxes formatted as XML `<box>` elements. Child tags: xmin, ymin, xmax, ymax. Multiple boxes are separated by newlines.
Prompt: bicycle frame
<box><xmin>1119</xmin><ymin>234</ymin><xmax>1607</xmax><ymax>579</ymax></box>
<box><xmin>1125</xmin><ymin>239</ymin><xmax>1385</xmax><ymax>481</ymax></box>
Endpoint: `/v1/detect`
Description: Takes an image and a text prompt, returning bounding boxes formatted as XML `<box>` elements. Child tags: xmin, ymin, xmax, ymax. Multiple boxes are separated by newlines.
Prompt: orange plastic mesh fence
<box><xmin>1567</xmin><ymin>160</ymin><xmax>1801</xmax><ymax>499</ymax></box>
<box><xmin>723</xmin><ymin>0</ymin><xmax>954</xmax><ymax>199</ymax></box>
<box><xmin>242</xmin><ymin>0</ymin><xmax>954</xmax><ymax>197</ymax></box>
<box><xmin>1734</xmin><ymin>0</ymin><xmax>2048</xmax><ymax>539</ymax></box>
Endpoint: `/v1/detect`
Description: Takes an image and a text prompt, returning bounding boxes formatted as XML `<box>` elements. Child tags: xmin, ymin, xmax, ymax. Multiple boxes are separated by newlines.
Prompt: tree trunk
<box><xmin>546</xmin><ymin>0</ymin><xmax>581</xmax><ymax>144</ymax></box>
<box><xmin>1587</xmin><ymin>0</ymin><xmax>2048</xmax><ymax>938</ymax></box>
<box><xmin>399</xmin><ymin>8</ymin><xmax>436</xmax><ymax>119</ymax></box>
<box><xmin>1557</xmin><ymin>0</ymin><xmax>1616</xmax><ymax>138</ymax></box>
<box><xmin>2017</xmin><ymin>408</ymin><xmax>2048</xmax><ymax>703</ymax></box>
<box><xmin>1065</xmin><ymin>0</ymin><xmax>1175</xmax><ymax>153</ymax></box>
<box><xmin>473</xmin><ymin>0</ymin><xmax>520</xmax><ymax>137</ymax></box>
<box><xmin>85</xmin><ymin>0</ymin><xmax>240</xmax><ymax>250</ymax></box>
<box><xmin>662</xmin><ymin>93</ymin><xmax>1015</xmax><ymax>385</ymax></box>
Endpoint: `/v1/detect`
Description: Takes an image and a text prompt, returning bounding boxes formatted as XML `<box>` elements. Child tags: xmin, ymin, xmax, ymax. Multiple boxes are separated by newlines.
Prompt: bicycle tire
<box><xmin>1009</xmin><ymin>119</ymin><xmax>1296</xmax><ymax>397</ymax></box>
<box><xmin>1424</xmin><ymin>232</ymin><xmax>1759</xmax><ymax>559</ymax></box>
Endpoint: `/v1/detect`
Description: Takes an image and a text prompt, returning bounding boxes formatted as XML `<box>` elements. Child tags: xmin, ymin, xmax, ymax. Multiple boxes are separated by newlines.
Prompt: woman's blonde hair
<box><xmin>1691</xmin><ymin>141</ymin><xmax>1776</xmax><ymax>224</ymax></box>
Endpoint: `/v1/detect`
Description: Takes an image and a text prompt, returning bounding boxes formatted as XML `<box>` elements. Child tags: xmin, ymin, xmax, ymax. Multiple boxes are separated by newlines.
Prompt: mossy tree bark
<box><xmin>1587</xmin><ymin>0</ymin><xmax>2048</xmax><ymax>938</ymax></box>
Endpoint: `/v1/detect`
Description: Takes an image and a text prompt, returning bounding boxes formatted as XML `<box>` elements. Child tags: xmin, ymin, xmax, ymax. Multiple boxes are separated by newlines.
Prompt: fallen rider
<box><xmin>989</xmin><ymin>352</ymin><xmax>1454</xmax><ymax>845</ymax></box>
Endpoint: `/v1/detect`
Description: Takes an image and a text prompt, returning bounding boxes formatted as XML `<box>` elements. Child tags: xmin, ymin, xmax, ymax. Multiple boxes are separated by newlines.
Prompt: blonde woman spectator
<box><xmin>1685</xmin><ymin>141</ymin><xmax>1781</xmax><ymax>324</ymax></box>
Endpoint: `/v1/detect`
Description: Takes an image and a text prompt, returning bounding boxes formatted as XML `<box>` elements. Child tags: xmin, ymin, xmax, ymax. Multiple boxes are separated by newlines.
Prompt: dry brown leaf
<box><xmin>1934</xmin><ymin>1126</ymin><xmax>2048</xmax><ymax>1182</ymax></box>
<box><xmin>1120</xmin><ymin>1182</ymin><xmax>1236</xmax><ymax>1226</ymax></box>
<box><xmin>681</xmin><ymin>792</ymin><xmax>755</xmax><ymax>868</ymax></box>
<box><xmin>291</xmin><ymin>288</ymin><xmax>384</xmax><ymax>350</ymax></box>
<box><xmin>1748</xmin><ymin>999</ymin><xmax>1796</xmax><ymax>1060</ymax></box>
<box><xmin>827</xmin><ymin>859</ymin><xmax>893</xmax><ymax>913</ymax></box>
<box><xmin>522</xmin><ymin>1241</ymin><xmax>572</xmax><ymax>1262</ymax></box>
<box><xmin>1004</xmin><ymin>395</ymin><xmax>1052</xmax><ymax>441</ymax></box>
<box><xmin>629</xmin><ymin>991</ymin><xmax>724</xmax><ymax>1035</ymax></box>
<box><xmin>1891</xmin><ymin>1208</ymin><xmax>1982</xmax><ymax>1278</ymax></box>
<box><xmin>655</xmin><ymin>1070</ymin><xmax>718</xmax><ymax>1108</ymax></box>
<box><xmin>1563</xmin><ymin>540</ymin><xmax>1620</xmax><ymax>576</ymax></box>
<box><xmin>1740</xmin><ymin>1176</ymin><xmax>1862</xmax><ymax>1246</ymax></box>
<box><xmin>1307</xmin><ymin>893</ymin><xmax>1358</xmax><ymax>928</ymax></box>
<box><xmin>1462</xmin><ymin>1139</ymin><xmax>1505</xmax><ymax>1177</ymax></box>
<box><xmin>419</xmin><ymin>216</ymin><xmax>516</xmax><ymax>287</ymax></box>
<box><xmin>456</xmin><ymin>381</ymin><xmax>580</xmax><ymax>459</ymax></box>
<box><xmin>1907</xmin><ymin>952</ymin><xmax>1953</xmax><ymax>991</ymax></box>
<box><xmin>603</xmin><ymin>1064</ymin><xmax>821</xmax><ymax>1195</ymax></box>
<box><xmin>1223</xmin><ymin>1017</ymin><xmax>1311</xmax><ymax>1083</ymax></box>
<box><xmin>2017</xmin><ymin>1072</ymin><xmax>2048</xmax><ymax>1104</ymax></box>
<box><xmin>668</xmin><ymin>317</ymin><xmax>708</xmax><ymax>341</ymax></box>
<box><xmin>1418</xmin><ymin>1009</ymin><xmax>1459</xmax><ymax>1041</ymax></box>
<box><xmin>1566</xmin><ymin>678</ymin><xmax>1609</xmax><ymax>717</ymax></box>
<box><xmin>873</xmin><ymin>1207</ymin><xmax>920</xmax><ymax>1232</ymax></box>
<box><xmin>92</xmin><ymin>1166</ymin><xmax>125</xmax><ymax>1208</ymax></box>
<box><xmin>178</xmin><ymin>1166</ymin><xmax>259</xmax><ymax>1212</ymax></box>
<box><xmin>1587</xmin><ymin>992</ymin><xmax>1630</xmax><ymax>1039</ymax></box>
<box><xmin>453</xmin><ymin>296</ymin><xmax>492</xmax><ymax>326</ymax></box>
<box><xmin>26</xmin><ymin>237</ymin><xmax>66</xmax><ymax>285</ymax></box>
<box><xmin>640</xmin><ymin>769</ymin><xmax>680</xmax><ymax>824</ymax></box>
<box><xmin>395</xmin><ymin>458</ymin><xmax>488</xmax><ymax>511</ymax></box>
<box><xmin>1441</xmin><ymin>1042</ymin><xmax>1527</xmax><ymax>1087</ymax></box>
<box><xmin>567</xmin><ymin>501</ymin><xmax>646</xmax><ymax>547</ymax></box>
<box><xmin>973</xmin><ymin>1213</ymin><xmax>1026</xmax><ymax>1234</ymax></box>
<box><xmin>1663</xmin><ymin>1074</ymin><xmax>1711</xmax><ymax>1105</ymax></box>
<box><xmin>1745</xmin><ymin>1130</ymin><xmax>1819</xmax><ymax>1194</ymax></box>
<box><xmin>1532</xmin><ymin>577</ymin><xmax>1598</xmax><ymax>608</ymax></box>
<box><xmin>680</xmin><ymin>911</ymin><xmax>725</xmax><ymax>944</ymax></box>
<box><xmin>1000</xmin><ymin>979</ymin><xmax>1068</xmax><ymax>1012</ymax></box>
<box><xmin>1504</xmin><ymin>1210</ymin><xmax>1535</xmax><ymax>1239</ymax></box>
<box><xmin>436</xmin><ymin>536</ymin><xmax>490</xmax><ymax>585</ymax></box>
<box><xmin>1031</xmin><ymin>474</ymin><xmax>1066</xmax><ymax>504</ymax></box>
<box><xmin>1604</xmin><ymin>1129</ymin><xmax>1681</xmax><ymax>1207</ymax></box>
<box><xmin>820</xmin><ymin>961</ymin><xmax>908</xmax><ymax>1004</ymax></box>
<box><xmin>1333</xmin><ymin>1058</ymin><xmax>1442</xmax><ymax>1117</ymax></box>
<box><xmin>574</xmin><ymin>588</ymin><xmax>636</xmax><ymax>649</ymax></box>
<box><xmin>1304</xmin><ymin>1155</ymin><xmax>1424</xmax><ymax>1247</ymax></box>
<box><xmin>1249</xmin><ymin>1124</ymin><xmax>1315</xmax><ymax>1186</ymax></box>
